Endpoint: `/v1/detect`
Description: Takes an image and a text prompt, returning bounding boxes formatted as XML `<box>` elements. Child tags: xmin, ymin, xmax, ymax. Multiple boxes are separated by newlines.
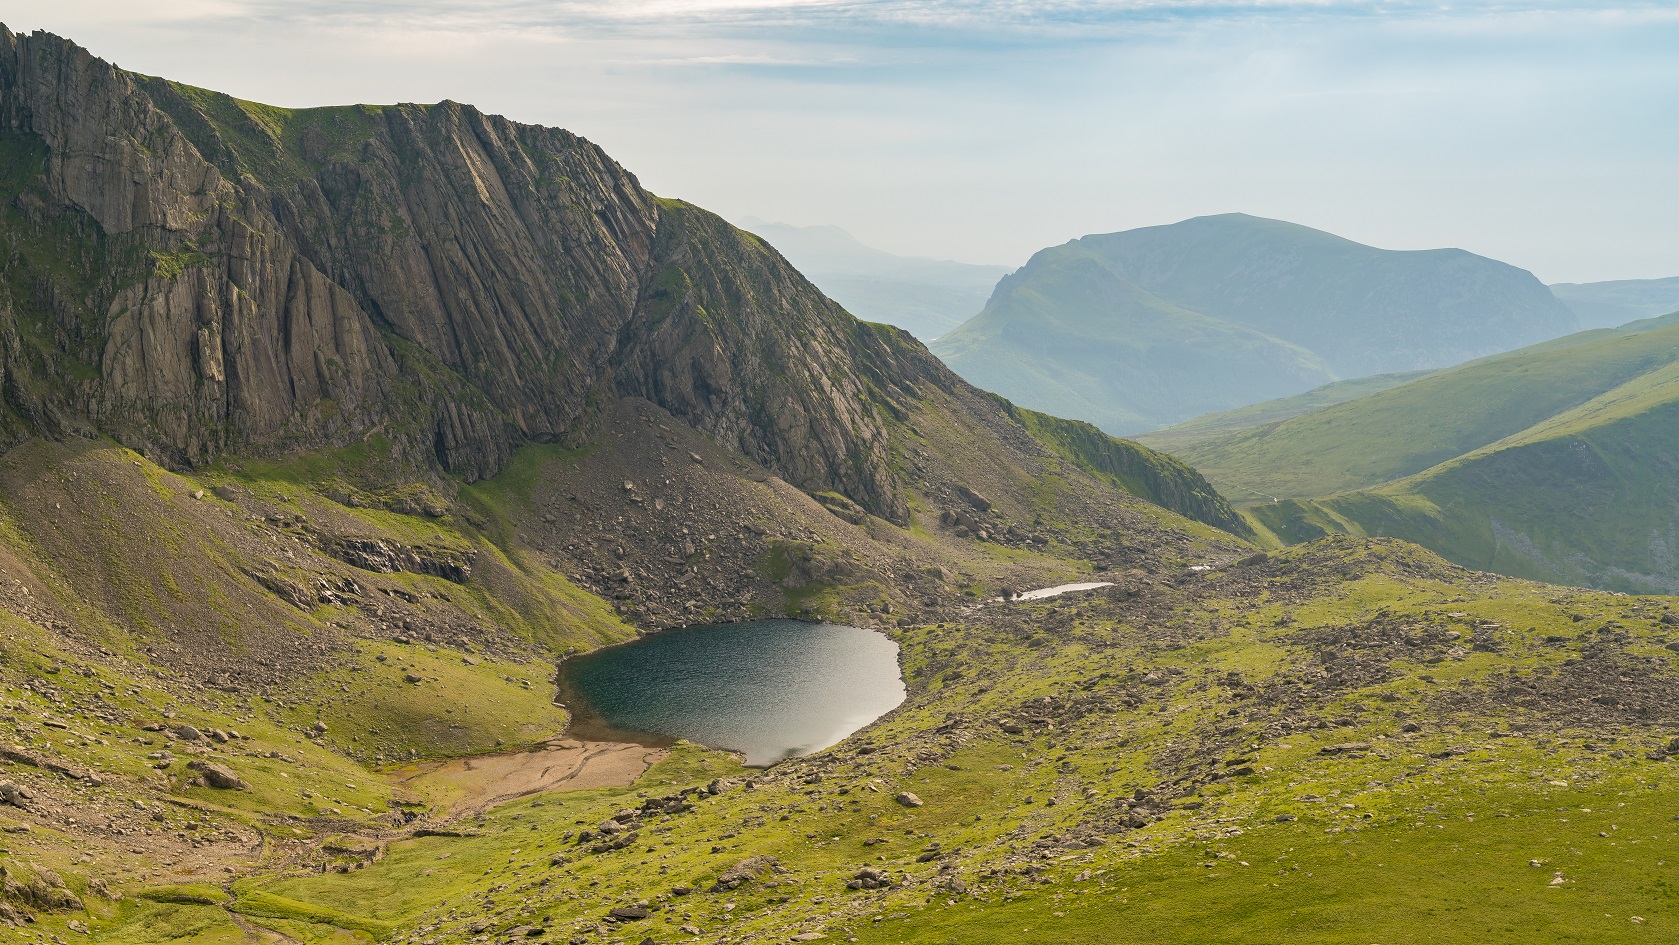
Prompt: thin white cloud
<box><xmin>617</xmin><ymin>53</ymin><xmax>866</xmax><ymax>65</ymax></box>
<box><xmin>24</xmin><ymin>1</ymin><xmax>1679</xmax><ymax>35</ymax></box>
<box><xmin>3</xmin><ymin>0</ymin><xmax>1675</xmax><ymax>281</ymax></box>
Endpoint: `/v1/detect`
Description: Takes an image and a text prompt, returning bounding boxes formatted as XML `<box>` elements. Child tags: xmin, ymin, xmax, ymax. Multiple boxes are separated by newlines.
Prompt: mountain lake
<box><xmin>556</xmin><ymin>619</ymin><xmax>906</xmax><ymax>767</ymax></box>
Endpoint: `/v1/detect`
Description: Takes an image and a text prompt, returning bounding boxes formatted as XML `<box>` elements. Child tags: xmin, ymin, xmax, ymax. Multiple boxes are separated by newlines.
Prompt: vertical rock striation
<box><xmin>0</xmin><ymin>24</ymin><xmax>913</xmax><ymax>516</ymax></box>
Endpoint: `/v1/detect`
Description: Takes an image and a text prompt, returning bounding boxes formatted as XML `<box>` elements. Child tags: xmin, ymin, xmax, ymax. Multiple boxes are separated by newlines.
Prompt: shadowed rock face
<box><xmin>0</xmin><ymin>24</ymin><xmax>1248</xmax><ymax>534</ymax></box>
<box><xmin>0</xmin><ymin>24</ymin><xmax>913</xmax><ymax>518</ymax></box>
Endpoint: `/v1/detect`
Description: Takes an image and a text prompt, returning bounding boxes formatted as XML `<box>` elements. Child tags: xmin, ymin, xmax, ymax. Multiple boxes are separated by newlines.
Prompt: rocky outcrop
<box><xmin>319</xmin><ymin>536</ymin><xmax>473</xmax><ymax>582</ymax></box>
<box><xmin>614</xmin><ymin>203</ymin><xmax>907</xmax><ymax>518</ymax></box>
<box><xmin>0</xmin><ymin>24</ymin><xmax>906</xmax><ymax>517</ymax></box>
<box><xmin>0</xmin><ymin>862</ymin><xmax>82</xmax><ymax>914</ymax></box>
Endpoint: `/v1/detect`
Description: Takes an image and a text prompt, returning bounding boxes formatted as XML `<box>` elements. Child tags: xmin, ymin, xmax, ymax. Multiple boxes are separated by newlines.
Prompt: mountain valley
<box><xmin>0</xmin><ymin>22</ymin><xmax>1676</xmax><ymax>945</ymax></box>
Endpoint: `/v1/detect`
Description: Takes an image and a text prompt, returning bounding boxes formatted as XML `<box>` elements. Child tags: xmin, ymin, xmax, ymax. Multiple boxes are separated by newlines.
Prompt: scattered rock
<box><xmin>711</xmin><ymin>856</ymin><xmax>782</xmax><ymax>892</ymax></box>
<box><xmin>894</xmin><ymin>792</ymin><xmax>924</xmax><ymax>808</ymax></box>
<box><xmin>1318</xmin><ymin>742</ymin><xmax>1371</xmax><ymax>755</ymax></box>
<box><xmin>847</xmin><ymin>867</ymin><xmax>894</xmax><ymax>890</ymax></box>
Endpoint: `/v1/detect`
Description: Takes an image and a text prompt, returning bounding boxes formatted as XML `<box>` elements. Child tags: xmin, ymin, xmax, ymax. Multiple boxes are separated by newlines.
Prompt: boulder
<box><xmin>187</xmin><ymin>761</ymin><xmax>250</xmax><ymax>791</ymax></box>
<box><xmin>1318</xmin><ymin>742</ymin><xmax>1371</xmax><ymax>755</ymax></box>
<box><xmin>953</xmin><ymin>483</ymin><xmax>993</xmax><ymax>512</ymax></box>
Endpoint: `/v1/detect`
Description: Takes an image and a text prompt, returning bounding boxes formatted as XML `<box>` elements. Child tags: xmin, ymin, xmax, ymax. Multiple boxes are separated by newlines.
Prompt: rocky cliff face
<box><xmin>0</xmin><ymin>24</ymin><xmax>1238</xmax><ymax>533</ymax></box>
<box><xmin>0</xmin><ymin>24</ymin><xmax>911</xmax><ymax>516</ymax></box>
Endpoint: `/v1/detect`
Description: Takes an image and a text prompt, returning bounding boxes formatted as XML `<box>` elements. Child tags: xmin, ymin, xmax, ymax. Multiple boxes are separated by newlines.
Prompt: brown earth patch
<box><xmin>393</xmin><ymin>739</ymin><xmax>666</xmax><ymax>815</ymax></box>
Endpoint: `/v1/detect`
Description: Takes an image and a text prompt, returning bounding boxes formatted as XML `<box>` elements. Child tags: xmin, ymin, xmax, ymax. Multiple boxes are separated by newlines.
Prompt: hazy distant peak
<box><xmin>1549</xmin><ymin>275</ymin><xmax>1679</xmax><ymax>330</ymax></box>
<box><xmin>740</xmin><ymin>219</ymin><xmax>1009</xmax><ymax>269</ymax></box>
<box><xmin>932</xmin><ymin>212</ymin><xmax>1579</xmax><ymax>435</ymax></box>
<box><xmin>737</xmin><ymin>219</ymin><xmax>1013</xmax><ymax>340</ymax></box>
<box><xmin>1080</xmin><ymin>212</ymin><xmax>1394</xmax><ymax>256</ymax></box>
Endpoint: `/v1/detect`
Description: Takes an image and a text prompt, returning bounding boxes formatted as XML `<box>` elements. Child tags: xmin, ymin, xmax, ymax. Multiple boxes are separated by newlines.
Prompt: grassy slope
<box><xmin>1135</xmin><ymin>370</ymin><xmax>1435</xmax><ymax>455</ymax></box>
<box><xmin>0</xmin><ymin>440</ymin><xmax>640</xmax><ymax>942</ymax></box>
<box><xmin>0</xmin><ymin>411</ymin><xmax>1233</xmax><ymax>944</ymax></box>
<box><xmin>1253</xmin><ymin>359</ymin><xmax>1679</xmax><ymax>593</ymax></box>
<box><xmin>1006</xmin><ymin>404</ymin><xmax>1252</xmax><ymax>537</ymax></box>
<box><xmin>0</xmin><ymin>439</ymin><xmax>623</xmax><ymax>755</ymax></box>
<box><xmin>1172</xmin><ymin>314</ymin><xmax>1679</xmax><ymax>503</ymax></box>
<box><xmin>1173</xmin><ymin>314</ymin><xmax>1679</xmax><ymax>592</ymax></box>
<box><xmin>93</xmin><ymin>540</ymin><xmax>1679</xmax><ymax>945</ymax></box>
<box><xmin>4</xmin><ymin>429</ymin><xmax>1679</xmax><ymax>944</ymax></box>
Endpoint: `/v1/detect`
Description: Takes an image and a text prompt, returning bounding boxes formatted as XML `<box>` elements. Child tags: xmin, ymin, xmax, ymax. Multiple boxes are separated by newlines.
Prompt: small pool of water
<box><xmin>556</xmin><ymin>620</ymin><xmax>906</xmax><ymax>767</ymax></box>
<box><xmin>1014</xmin><ymin>581</ymin><xmax>1114</xmax><ymax>601</ymax></box>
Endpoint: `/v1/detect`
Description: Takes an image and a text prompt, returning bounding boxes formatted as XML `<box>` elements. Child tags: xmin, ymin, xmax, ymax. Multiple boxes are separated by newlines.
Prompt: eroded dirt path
<box><xmin>394</xmin><ymin>738</ymin><xmax>666</xmax><ymax>815</ymax></box>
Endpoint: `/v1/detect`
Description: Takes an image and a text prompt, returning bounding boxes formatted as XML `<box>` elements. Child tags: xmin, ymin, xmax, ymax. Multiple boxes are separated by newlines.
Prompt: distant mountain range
<box><xmin>738</xmin><ymin>219</ymin><xmax>1012</xmax><ymax>341</ymax></box>
<box><xmin>930</xmin><ymin>214</ymin><xmax>1583</xmax><ymax>435</ymax></box>
<box><xmin>1145</xmin><ymin>312</ymin><xmax>1679</xmax><ymax>593</ymax></box>
<box><xmin>1549</xmin><ymin>276</ymin><xmax>1679</xmax><ymax>330</ymax></box>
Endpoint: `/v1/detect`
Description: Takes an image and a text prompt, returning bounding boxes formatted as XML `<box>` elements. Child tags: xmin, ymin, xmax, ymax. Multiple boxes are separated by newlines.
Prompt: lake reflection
<box><xmin>557</xmin><ymin>620</ymin><xmax>906</xmax><ymax>767</ymax></box>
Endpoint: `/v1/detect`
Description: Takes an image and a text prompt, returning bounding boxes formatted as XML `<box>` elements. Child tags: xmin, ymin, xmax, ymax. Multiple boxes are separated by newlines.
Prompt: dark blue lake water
<box><xmin>557</xmin><ymin>620</ymin><xmax>905</xmax><ymax>766</ymax></box>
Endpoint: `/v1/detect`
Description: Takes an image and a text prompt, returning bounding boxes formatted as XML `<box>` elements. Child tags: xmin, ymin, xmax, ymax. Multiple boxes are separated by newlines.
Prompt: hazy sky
<box><xmin>6</xmin><ymin>1</ymin><xmax>1676</xmax><ymax>282</ymax></box>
